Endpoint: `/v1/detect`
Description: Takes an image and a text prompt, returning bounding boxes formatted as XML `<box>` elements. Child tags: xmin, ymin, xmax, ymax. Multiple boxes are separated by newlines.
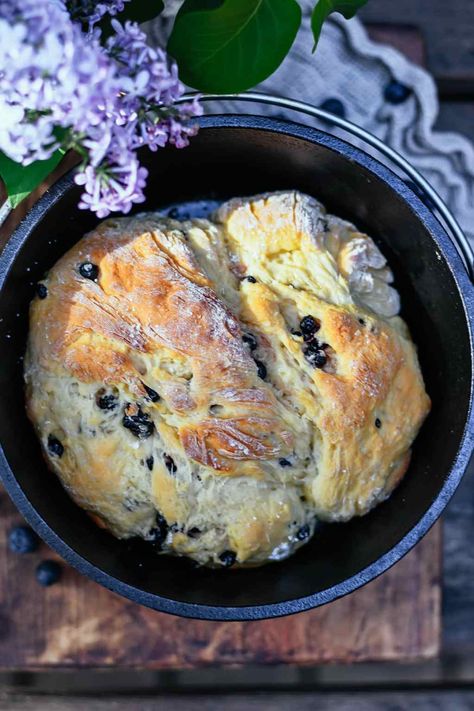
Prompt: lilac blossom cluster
<box><xmin>0</xmin><ymin>0</ymin><xmax>201</xmax><ymax>217</ymax></box>
<box><xmin>67</xmin><ymin>0</ymin><xmax>129</xmax><ymax>35</ymax></box>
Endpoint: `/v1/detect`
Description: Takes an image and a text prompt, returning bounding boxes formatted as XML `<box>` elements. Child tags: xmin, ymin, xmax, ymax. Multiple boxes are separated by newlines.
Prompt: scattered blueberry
<box><xmin>296</xmin><ymin>524</ymin><xmax>311</xmax><ymax>541</ymax></box>
<box><xmin>96</xmin><ymin>391</ymin><xmax>118</xmax><ymax>410</ymax></box>
<box><xmin>146</xmin><ymin>456</ymin><xmax>154</xmax><ymax>471</ymax></box>
<box><xmin>384</xmin><ymin>80</ymin><xmax>411</xmax><ymax>105</ymax></box>
<box><xmin>255</xmin><ymin>359</ymin><xmax>267</xmax><ymax>380</ymax></box>
<box><xmin>8</xmin><ymin>525</ymin><xmax>39</xmax><ymax>554</ymax></box>
<box><xmin>219</xmin><ymin>550</ymin><xmax>236</xmax><ymax>567</ymax></box>
<box><xmin>47</xmin><ymin>434</ymin><xmax>64</xmax><ymax>458</ymax></box>
<box><xmin>319</xmin><ymin>98</ymin><xmax>346</xmax><ymax>119</ymax></box>
<box><xmin>279</xmin><ymin>458</ymin><xmax>292</xmax><ymax>467</ymax></box>
<box><xmin>122</xmin><ymin>405</ymin><xmax>155</xmax><ymax>439</ymax></box>
<box><xmin>300</xmin><ymin>315</ymin><xmax>320</xmax><ymax>336</ymax></box>
<box><xmin>242</xmin><ymin>333</ymin><xmax>258</xmax><ymax>351</ymax></box>
<box><xmin>187</xmin><ymin>527</ymin><xmax>201</xmax><ymax>538</ymax></box>
<box><xmin>164</xmin><ymin>454</ymin><xmax>177</xmax><ymax>474</ymax></box>
<box><xmin>375</xmin><ymin>418</ymin><xmax>382</xmax><ymax>429</ymax></box>
<box><xmin>303</xmin><ymin>346</ymin><xmax>327</xmax><ymax>369</ymax></box>
<box><xmin>149</xmin><ymin>513</ymin><xmax>169</xmax><ymax>549</ymax></box>
<box><xmin>304</xmin><ymin>340</ymin><xmax>321</xmax><ymax>353</ymax></box>
<box><xmin>36</xmin><ymin>283</ymin><xmax>48</xmax><ymax>299</ymax></box>
<box><xmin>36</xmin><ymin>560</ymin><xmax>62</xmax><ymax>587</ymax></box>
<box><xmin>143</xmin><ymin>384</ymin><xmax>160</xmax><ymax>402</ymax></box>
<box><xmin>245</xmin><ymin>276</ymin><xmax>257</xmax><ymax>283</ymax></box>
<box><xmin>79</xmin><ymin>262</ymin><xmax>99</xmax><ymax>281</ymax></box>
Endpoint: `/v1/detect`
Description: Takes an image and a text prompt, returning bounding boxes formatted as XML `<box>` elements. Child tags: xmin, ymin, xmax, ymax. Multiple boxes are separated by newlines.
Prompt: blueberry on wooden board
<box><xmin>143</xmin><ymin>384</ymin><xmax>160</xmax><ymax>402</ymax></box>
<box><xmin>384</xmin><ymin>80</ymin><xmax>411</xmax><ymax>105</ymax></box>
<box><xmin>8</xmin><ymin>525</ymin><xmax>39</xmax><ymax>554</ymax></box>
<box><xmin>300</xmin><ymin>315</ymin><xmax>320</xmax><ymax>336</ymax></box>
<box><xmin>219</xmin><ymin>550</ymin><xmax>237</xmax><ymax>567</ymax></box>
<box><xmin>36</xmin><ymin>560</ymin><xmax>62</xmax><ymax>587</ymax></box>
<box><xmin>122</xmin><ymin>405</ymin><xmax>155</xmax><ymax>439</ymax></box>
<box><xmin>296</xmin><ymin>524</ymin><xmax>311</xmax><ymax>541</ymax></box>
<box><xmin>79</xmin><ymin>262</ymin><xmax>99</xmax><ymax>281</ymax></box>
<box><xmin>47</xmin><ymin>434</ymin><xmax>64</xmax><ymax>457</ymax></box>
<box><xmin>242</xmin><ymin>333</ymin><xmax>258</xmax><ymax>351</ymax></box>
<box><xmin>149</xmin><ymin>513</ymin><xmax>169</xmax><ymax>549</ymax></box>
<box><xmin>36</xmin><ymin>283</ymin><xmax>47</xmax><ymax>299</ymax></box>
<box><xmin>164</xmin><ymin>454</ymin><xmax>177</xmax><ymax>473</ymax></box>
<box><xmin>255</xmin><ymin>359</ymin><xmax>267</xmax><ymax>380</ymax></box>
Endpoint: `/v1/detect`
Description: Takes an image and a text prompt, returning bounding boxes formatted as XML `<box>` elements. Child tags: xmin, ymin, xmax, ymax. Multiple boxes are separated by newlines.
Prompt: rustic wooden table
<box><xmin>0</xmin><ymin>3</ymin><xmax>473</xmax><ymax>706</ymax></box>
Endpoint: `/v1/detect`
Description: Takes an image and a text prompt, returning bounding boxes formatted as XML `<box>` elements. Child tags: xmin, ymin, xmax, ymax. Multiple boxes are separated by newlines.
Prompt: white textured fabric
<box><xmin>150</xmin><ymin>1</ymin><xmax>474</xmax><ymax>244</ymax></box>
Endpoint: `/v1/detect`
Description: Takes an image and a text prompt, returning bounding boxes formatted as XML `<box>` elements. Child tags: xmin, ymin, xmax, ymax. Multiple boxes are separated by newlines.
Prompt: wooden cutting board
<box><xmin>0</xmin><ymin>484</ymin><xmax>441</xmax><ymax>669</ymax></box>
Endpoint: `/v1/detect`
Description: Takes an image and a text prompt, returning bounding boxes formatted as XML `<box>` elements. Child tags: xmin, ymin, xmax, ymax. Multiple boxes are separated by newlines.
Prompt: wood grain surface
<box><xmin>2</xmin><ymin>690</ymin><xmax>474</xmax><ymax>711</ymax></box>
<box><xmin>361</xmin><ymin>1</ymin><xmax>474</xmax><ymax>93</ymax></box>
<box><xmin>0</xmin><ymin>484</ymin><xmax>441</xmax><ymax>669</ymax></box>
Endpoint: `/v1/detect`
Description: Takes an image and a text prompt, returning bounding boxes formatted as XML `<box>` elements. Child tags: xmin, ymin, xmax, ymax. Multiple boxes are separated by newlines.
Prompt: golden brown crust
<box><xmin>28</xmin><ymin>217</ymin><xmax>292</xmax><ymax>473</ymax></box>
<box><xmin>25</xmin><ymin>191</ymin><xmax>431</xmax><ymax>566</ymax></box>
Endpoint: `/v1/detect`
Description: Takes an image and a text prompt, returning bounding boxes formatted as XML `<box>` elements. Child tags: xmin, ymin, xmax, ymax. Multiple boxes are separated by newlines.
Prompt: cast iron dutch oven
<box><xmin>0</xmin><ymin>115</ymin><xmax>473</xmax><ymax>620</ymax></box>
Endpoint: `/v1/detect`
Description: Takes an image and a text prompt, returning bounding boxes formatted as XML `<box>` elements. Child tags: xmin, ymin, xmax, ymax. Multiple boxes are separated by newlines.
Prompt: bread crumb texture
<box><xmin>25</xmin><ymin>191</ymin><xmax>430</xmax><ymax>567</ymax></box>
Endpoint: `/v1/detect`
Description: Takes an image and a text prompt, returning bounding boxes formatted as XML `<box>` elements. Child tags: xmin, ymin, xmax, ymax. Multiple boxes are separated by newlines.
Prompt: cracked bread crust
<box><xmin>24</xmin><ymin>191</ymin><xmax>430</xmax><ymax>567</ymax></box>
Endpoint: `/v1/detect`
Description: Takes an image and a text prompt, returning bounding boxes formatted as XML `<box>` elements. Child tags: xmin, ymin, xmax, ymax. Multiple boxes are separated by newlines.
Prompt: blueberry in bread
<box><xmin>24</xmin><ymin>191</ymin><xmax>430</xmax><ymax>567</ymax></box>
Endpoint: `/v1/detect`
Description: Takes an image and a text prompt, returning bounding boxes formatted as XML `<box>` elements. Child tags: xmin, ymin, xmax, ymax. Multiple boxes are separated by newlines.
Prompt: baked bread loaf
<box><xmin>25</xmin><ymin>191</ymin><xmax>430</xmax><ymax>567</ymax></box>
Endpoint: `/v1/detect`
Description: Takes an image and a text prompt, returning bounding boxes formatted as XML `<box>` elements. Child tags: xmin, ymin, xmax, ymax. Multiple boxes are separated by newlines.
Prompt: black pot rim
<box><xmin>1</xmin><ymin>114</ymin><xmax>473</xmax><ymax>621</ymax></box>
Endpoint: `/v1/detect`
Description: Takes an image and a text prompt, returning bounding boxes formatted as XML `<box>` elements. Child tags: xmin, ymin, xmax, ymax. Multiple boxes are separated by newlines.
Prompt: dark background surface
<box><xmin>1</xmin><ymin>1</ymin><xmax>474</xmax><ymax>707</ymax></box>
<box><xmin>360</xmin><ymin>0</ymin><xmax>474</xmax><ymax>661</ymax></box>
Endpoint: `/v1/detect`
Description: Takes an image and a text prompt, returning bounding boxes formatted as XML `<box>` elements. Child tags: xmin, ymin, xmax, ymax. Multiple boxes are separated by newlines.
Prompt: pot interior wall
<box><xmin>0</xmin><ymin>118</ymin><xmax>471</xmax><ymax>610</ymax></box>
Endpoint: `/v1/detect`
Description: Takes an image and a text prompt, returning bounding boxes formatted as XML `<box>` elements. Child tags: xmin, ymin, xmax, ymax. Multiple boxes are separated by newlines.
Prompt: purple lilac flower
<box><xmin>67</xmin><ymin>0</ymin><xmax>130</xmax><ymax>34</ymax></box>
<box><xmin>0</xmin><ymin>1</ymin><xmax>201</xmax><ymax>217</ymax></box>
<box><xmin>0</xmin><ymin>0</ymin><xmax>118</xmax><ymax>164</ymax></box>
<box><xmin>105</xmin><ymin>20</ymin><xmax>203</xmax><ymax>151</ymax></box>
<box><xmin>75</xmin><ymin>155</ymin><xmax>148</xmax><ymax>218</ymax></box>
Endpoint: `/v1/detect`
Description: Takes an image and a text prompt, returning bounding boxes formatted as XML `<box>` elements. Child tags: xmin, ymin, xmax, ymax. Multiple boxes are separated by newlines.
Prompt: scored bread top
<box><xmin>25</xmin><ymin>191</ymin><xmax>430</xmax><ymax>567</ymax></box>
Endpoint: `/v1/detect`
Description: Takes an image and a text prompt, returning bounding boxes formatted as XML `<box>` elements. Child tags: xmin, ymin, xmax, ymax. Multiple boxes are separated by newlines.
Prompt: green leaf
<box><xmin>311</xmin><ymin>0</ymin><xmax>368</xmax><ymax>51</ymax></box>
<box><xmin>0</xmin><ymin>150</ymin><xmax>64</xmax><ymax>210</ymax></box>
<box><xmin>100</xmin><ymin>0</ymin><xmax>164</xmax><ymax>38</ymax></box>
<box><xmin>168</xmin><ymin>0</ymin><xmax>302</xmax><ymax>93</ymax></box>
